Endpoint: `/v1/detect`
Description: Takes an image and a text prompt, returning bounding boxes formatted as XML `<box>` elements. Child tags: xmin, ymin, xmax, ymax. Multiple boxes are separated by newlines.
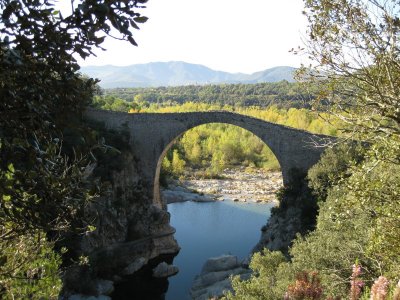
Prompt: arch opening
<box><xmin>153</xmin><ymin>122</ymin><xmax>283</xmax><ymax>209</ymax></box>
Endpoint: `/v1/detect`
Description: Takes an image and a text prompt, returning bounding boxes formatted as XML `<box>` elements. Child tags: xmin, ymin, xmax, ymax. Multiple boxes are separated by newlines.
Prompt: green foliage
<box><xmin>272</xmin><ymin>169</ymin><xmax>319</xmax><ymax>236</ymax></box>
<box><xmin>0</xmin><ymin>0</ymin><xmax>147</xmax><ymax>297</ymax></box>
<box><xmin>166</xmin><ymin>123</ymin><xmax>281</xmax><ymax>178</ymax></box>
<box><xmin>0</xmin><ymin>137</ymin><xmax>95</xmax><ymax>238</ymax></box>
<box><xmin>171</xmin><ymin>149</ymin><xmax>186</xmax><ymax>176</ymax></box>
<box><xmin>0</xmin><ymin>231</ymin><xmax>62</xmax><ymax>299</ymax></box>
<box><xmin>301</xmin><ymin>0</ymin><xmax>400</xmax><ymax>143</ymax></box>
<box><xmin>307</xmin><ymin>142</ymin><xmax>365</xmax><ymax>201</ymax></box>
<box><xmin>226</xmin><ymin>1</ymin><xmax>400</xmax><ymax>299</ymax></box>
<box><xmin>1</xmin><ymin>0</ymin><xmax>147</xmax><ymax>231</ymax></box>
<box><xmin>288</xmin><ymin>146</ymin><xmax>400</xmax><ymax>295</ymax></box>
<box><xmin>92</xmin><ymin>95</ymin><xmax>136</xmax><ymax>112</ymax></box>
<box><xmin>101</xmin><ymin>81</ymin><xmax>321</xmax><ymax>109</ymax></box>
<box><xmin>223</xmin><ymin>249</ymin><xmax>288</xmax><ymax>300</ymax></box>
<box><xmin>82</xmin><ymin>121</ymin><xmax>131</xmax><ymax>182</ymax></box>
<box><xmin>227</xmin><ymin>141</ymin><xmax>400</xmax><ymax>299</ymax></box>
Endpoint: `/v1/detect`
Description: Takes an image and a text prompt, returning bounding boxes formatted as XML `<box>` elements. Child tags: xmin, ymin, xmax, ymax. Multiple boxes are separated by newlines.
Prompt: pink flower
<box><xmin>352</xmin><ymin>264</ymin><xmax>362</xmax><ymax>277</ymax></box>
<box><xmin>350</xmin><ymin>263</ymin><xmax>364</xmax><ymax>300</ymax></box>
<box><xmin>370</xmin><ymin>276</ymin><xmax>390</xmax><ymax>300</ymax></box>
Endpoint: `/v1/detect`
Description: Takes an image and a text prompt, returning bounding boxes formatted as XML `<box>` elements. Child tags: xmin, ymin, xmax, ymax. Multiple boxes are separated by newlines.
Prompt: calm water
<box><xmin>166</xmin><ymin>200</ymin><xmax>274</xmax><ymax>300</ymax></box>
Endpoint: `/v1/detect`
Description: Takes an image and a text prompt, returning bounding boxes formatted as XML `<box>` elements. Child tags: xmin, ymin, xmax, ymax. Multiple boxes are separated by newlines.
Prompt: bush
<box><xmin>307</xmin><ymin>142</ymin><xmax>365</xmax><ymax>201</ymax></box>
<box><xmin>227</xmin><ymin>140</ymin><xmax>400</xmax><ymax>299</ymax></box>
<box><xmin>0</xmin><ymin>232</ymin><xmax>62</xmax><ymax>299</ymax></box>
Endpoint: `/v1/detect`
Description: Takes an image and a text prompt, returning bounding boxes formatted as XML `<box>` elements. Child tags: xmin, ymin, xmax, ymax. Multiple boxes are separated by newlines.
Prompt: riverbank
<box><xmin>162</xmin><ymin>168</ymin><xmax>282</xmax><ymax>204</ymax></box>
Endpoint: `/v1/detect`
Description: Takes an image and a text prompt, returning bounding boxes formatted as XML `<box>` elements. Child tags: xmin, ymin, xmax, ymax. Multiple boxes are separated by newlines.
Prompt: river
<box><xmin>166</xmin><ymin>200</ymin><xmax>274</xmax><ymax>300</ymax></box>
<box><xmin>112</xmin><ymin>169</ymin><xmax>281</xmax><ymax>299</ymax></box>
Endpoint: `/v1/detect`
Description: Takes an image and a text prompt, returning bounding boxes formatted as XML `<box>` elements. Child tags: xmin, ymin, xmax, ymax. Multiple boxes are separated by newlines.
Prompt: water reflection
<box><xmin>111</xmin><ymin>254</ymin><xmax>175</xmax><ymax>300</ymax></box>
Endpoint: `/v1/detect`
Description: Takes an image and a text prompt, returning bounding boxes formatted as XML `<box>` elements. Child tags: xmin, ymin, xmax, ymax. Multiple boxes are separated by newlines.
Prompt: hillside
<box><xmin>81</xmin><ymin>62</ymin><xmax>295</xmax><ymax>88</ymax></box>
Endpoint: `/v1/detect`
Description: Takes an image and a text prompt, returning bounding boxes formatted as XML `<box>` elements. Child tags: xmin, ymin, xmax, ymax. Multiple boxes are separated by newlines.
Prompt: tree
<box><xmin>0</xmin><ymin>0</ymin><xmax>148</xmax><ymax>295</ymax></box>
<box><xmin>226</xmin><ymin>2</ymin><xmax>400</xmax><ymax>298</ymax></box>
<box><xmin>300</xmin><ymin>0</ymin><xmax>400</xmax><ymax>144</ymax></box>
<box><xmin>171</xmin><ymin>149</ymin><xmax>186</xmax><ymax>176</ymax></box>
<box><xmin>223</xmin><ymin>249</ymin><xmax>287</xmax><ymax>300</ymax></box>
<box><xmin>300</xmin><ymin>0</ymin><xmax>400</xmax><ymax>281</ymax></box>
<box><xmin>0</xmin><ymin>0</ymin><xmax>148</xmax><ymax>240</ymax></box>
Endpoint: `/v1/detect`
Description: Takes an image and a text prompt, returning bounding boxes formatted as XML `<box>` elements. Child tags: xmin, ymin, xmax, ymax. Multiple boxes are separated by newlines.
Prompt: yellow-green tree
<box><xmin>171</xmin><ymin>149</ymin><xmax>186</xmax><ymax>176</ymax></box>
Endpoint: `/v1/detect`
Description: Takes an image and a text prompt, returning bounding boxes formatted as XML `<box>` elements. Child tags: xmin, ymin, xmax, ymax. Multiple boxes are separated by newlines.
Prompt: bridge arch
<box><xmin>84</xmin><ymin>109</ymin><xmax>334</xmax><ymax>210</ymax></box>
<box><xmin>153</xmin><ymin>122</ymin><xmax>282</xmax><ymax>208</ymax></box>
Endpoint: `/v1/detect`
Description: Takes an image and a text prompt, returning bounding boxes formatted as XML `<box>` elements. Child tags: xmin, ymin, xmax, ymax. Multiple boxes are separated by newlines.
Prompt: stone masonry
<box><xmin>84</xmin><ymin>108</ymin><xmax>335</xmax><ymax>209</ymax></box>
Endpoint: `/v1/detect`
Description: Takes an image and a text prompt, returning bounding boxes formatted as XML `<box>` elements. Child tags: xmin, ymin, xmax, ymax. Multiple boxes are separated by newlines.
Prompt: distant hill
<box><xmin>81</xmin><ymin>62</ymin><xmax>295</xmax><ymax>88</ymax></box>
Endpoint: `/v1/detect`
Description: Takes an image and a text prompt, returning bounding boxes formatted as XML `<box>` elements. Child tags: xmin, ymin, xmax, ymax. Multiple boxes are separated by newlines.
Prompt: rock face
<box><xmin>253</xmin><ymin>171</ymin><xmax>318</xmax><ymax>255</ymax></box>
<box><xmin>253</xmin><ymin>206</ymin><xmax>303</xmax><ymax>253</ymax></box>
<box><xmin>190</xmin><ymin>255</ymin><xmax>251</xmax><ymax>300</ymax></box>
<box><xmin>60</xmin><ymin>126</ymin><xmax>180</xmax><ymax>298</ymax></box>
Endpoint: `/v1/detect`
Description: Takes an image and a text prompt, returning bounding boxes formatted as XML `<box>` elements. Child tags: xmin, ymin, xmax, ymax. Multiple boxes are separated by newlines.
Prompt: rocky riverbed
<box><xmin>162</xmin><ymin>168</ymin><xmax>283</xmax><ymax>204</ymax></box>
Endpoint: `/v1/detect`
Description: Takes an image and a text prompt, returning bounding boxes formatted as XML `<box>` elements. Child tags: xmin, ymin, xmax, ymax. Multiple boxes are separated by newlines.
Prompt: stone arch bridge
<box><xmin>84</xmin><ymin>109</ymin><xmax>335</xmax><ymax>209</ymax></box>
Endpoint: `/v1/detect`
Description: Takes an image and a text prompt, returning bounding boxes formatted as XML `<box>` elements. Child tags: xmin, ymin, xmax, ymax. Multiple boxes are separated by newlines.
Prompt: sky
<box><xmin>71</xmin><ymin>0</ymin><xmax>309</xmax><ymax>74</ymax></box>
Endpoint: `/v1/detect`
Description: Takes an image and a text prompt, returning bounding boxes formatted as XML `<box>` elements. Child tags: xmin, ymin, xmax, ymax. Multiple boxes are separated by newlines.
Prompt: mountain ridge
<box><xmin>81</xmin><ymin>61</ymin><xmax>296</xmax><ymax>88</ymax></box>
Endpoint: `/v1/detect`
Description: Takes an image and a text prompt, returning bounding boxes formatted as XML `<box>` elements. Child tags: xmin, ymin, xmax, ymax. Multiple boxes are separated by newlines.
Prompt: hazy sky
<box><xmin>74</xmin><ymin>0</ymin><xmax>309</xmax><ymax>73</ymax></box>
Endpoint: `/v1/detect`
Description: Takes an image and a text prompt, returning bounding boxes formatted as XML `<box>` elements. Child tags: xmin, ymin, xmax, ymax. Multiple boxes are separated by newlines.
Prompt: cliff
<box><xmin>253</xmin><ymin>168</ymin><xmax>318</xmax><ymax>254</ymax></box>
<box><xmin>59</xmin><ymin>123</ymin><xmax>180</xmax><ymax>299</ymax></box>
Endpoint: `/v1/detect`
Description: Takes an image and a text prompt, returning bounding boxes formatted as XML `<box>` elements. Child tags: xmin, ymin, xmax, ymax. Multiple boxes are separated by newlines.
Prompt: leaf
<box><xmin>128</xmin><ymin>36</ymin><xmax>138</xmax><ymax>46</ymax></box>
<box><xmin>133</xmin><ymin>16</ymin><xmax>148</xmax><ymax>23</ymax></box>
<box><xmin>3</xmin><ymin>195</ymin><xmax>11</xmax><ymax>202</ymax></box>
<box><xmin>0</xmin><ymin>256</ymin><xmax>7</xmax><ymax>267</ymax></box>
<box><xmin>7</xmin><ymin>164</ymin><xmax>15</xmax><ymax>173</ymax></box>
<box><xmin>130</xmin><ymin>19</ymin><xmax>140</xmax><ymax>29</ymax></box>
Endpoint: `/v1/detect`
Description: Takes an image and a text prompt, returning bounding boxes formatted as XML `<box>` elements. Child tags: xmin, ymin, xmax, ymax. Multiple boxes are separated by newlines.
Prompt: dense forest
<box><xmin>101</xmin><ymin>80</ymin><xmax>320</xmax><ymax>108</ymax></box>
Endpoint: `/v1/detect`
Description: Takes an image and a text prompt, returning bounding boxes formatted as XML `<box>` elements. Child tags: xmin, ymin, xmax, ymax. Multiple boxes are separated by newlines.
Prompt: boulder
<box><xmin>162</xmin><ymin>189</ymin><xmax>215</xmax><ymax>204</ymax></box>
<box><xmin>152</xmin><ymin>262</ymin><xmax>179</xmax><ymax>278</ymax></box>
<box><xmin>201</xmin><ymin>255</ymin><xmax>239</xmax><ymax>274</ymax></box>
<box><xmin>190</xmin><ymin>268</ymin><xmax>251</xmax><ymax>300</ymax></box>
<box><xmin>96</xmin><ymin>279</ymin><xmax>114</xmax><ymax>295</ymax></box>
<box><xmin>192</xmin><ymin>267</ymin><xmax>250</xmax><ymax>290</ymax></box>
<box><xmin>190</xmin><ymin>278</ymin><xmax>232</xmax><ymax>300</ymax></box>
<box><xmin>190</xmin><ymin>255</ymin><xmax>252</xmax><ymax>300</ymax></box>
